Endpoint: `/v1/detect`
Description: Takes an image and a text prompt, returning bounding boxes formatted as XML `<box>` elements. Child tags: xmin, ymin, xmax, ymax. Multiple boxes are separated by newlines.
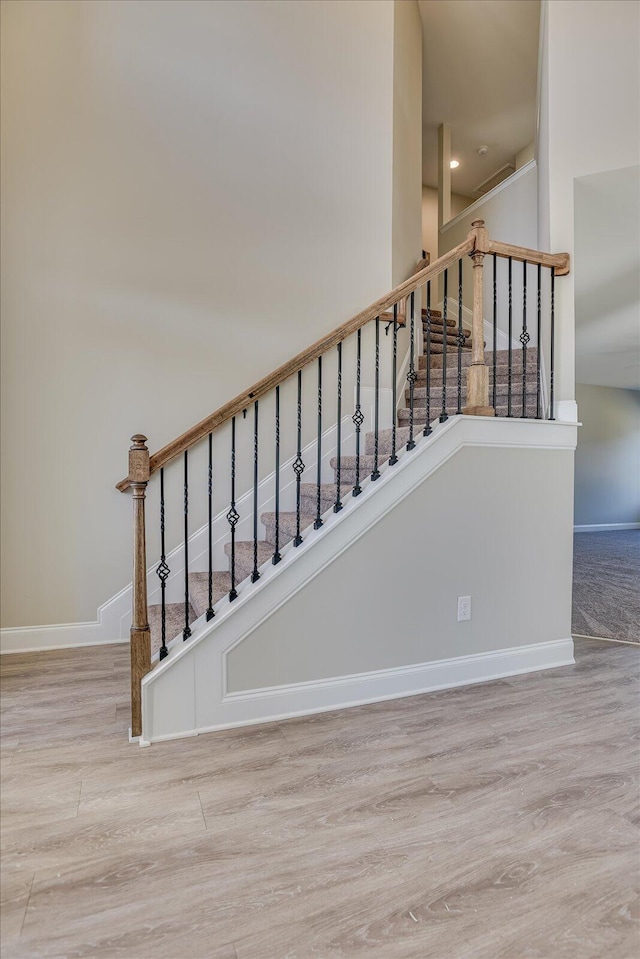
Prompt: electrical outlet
<box><xmin>457</xmin><ymin>596</ymin><xmax>471</xmax><ymax>622</ymax></box>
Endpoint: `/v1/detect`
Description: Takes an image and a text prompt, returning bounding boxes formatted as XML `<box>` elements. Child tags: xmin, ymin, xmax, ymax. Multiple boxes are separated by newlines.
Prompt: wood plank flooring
<box><xmin>1</xmin><ymin>639</ymin><xmax>638</xmax><ymax>959</ymax></box>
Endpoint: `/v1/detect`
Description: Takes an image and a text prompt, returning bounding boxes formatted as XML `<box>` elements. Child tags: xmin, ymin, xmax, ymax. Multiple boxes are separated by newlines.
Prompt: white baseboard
<box><xmin>142</xmin><ymin>637</ymin><xmax>575</xmax><ymax>744</ymax></box>
<box><xmin>0</xmin><ymin>622</ymin><xmax>126</xmax><ymax>654</ymax></box>
<box><xmin>574</xmin><ymin>523</ymin><xmax>640</xmax><ymax>533</ymax></box>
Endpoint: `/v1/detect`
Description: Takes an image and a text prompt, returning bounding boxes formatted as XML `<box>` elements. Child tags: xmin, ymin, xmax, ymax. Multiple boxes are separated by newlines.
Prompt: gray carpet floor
<box><xmin>572</xmin><ymin>530</ymin><xmax>640</xmax><ymax>643</ymax></box>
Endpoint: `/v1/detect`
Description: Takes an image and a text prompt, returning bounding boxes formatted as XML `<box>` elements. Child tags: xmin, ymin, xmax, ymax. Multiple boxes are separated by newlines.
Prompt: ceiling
<box><xmin>418</xmin><ymin>0</ymin><xmax>540</xmax><ymax>196</ymax></box>
<box><xmin>574</xmin><ymin>166</ymin><xmax>640</xmax><ymax>391</ymax></box>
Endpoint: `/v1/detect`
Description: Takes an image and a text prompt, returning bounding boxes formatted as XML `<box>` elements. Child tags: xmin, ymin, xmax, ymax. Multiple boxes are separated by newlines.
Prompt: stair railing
<box><xmin>117</xmin><ymin>220</ymin><xmax>569</xmax><ymax>738</ymax></box>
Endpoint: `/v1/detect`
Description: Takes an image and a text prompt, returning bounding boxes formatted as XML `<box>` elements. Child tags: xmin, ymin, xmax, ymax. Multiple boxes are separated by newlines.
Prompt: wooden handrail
<box><xmin>488</xmin><ymin>240</ymin><xmax>570</xmax><ymax>276</ymax></box>
<box><xmin>116</xmin><ymin>236</ymin><xmax>474</xmax><ymax>490</ymax></box>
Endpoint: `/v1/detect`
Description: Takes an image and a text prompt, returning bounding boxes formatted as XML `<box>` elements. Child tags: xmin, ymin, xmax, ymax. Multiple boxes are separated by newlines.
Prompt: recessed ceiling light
<box><xmin>450</xmin><ymin>159</ymin><xmax>460</xmax><ymax>169</ymax></box>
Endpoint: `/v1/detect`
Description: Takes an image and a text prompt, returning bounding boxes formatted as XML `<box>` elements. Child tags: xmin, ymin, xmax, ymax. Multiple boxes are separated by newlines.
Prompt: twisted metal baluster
<box><xmin>334</xmin><ymin>342</ymin><xmax>343</xmax><ymax>512</ymax></box>
<box><xmin>156</xmin><ymin>468</ymin><xmax>169</xmax><ymax>660</ymax></box>
<box><xmin>424</xmin><ymin>281</ymin><xmax>432</xmax><ymax>436</ymax></box>
<box><xmin>371</xmin><ymin>317</ymin><xmax>381</xmax><ymax>480</ymax></box>
<box><xmin>251</xmin><ymin>401</ymin><xmax>260</xmax><ymax>582</ymax></box>
<box><xmin>293</xmin><ymin>370</ymin><xmax>304</xmax><ymax>546</ymax></box>
<box><xmin>389</xmin><ymin>304</ymin><xmax>399</xmax><ymax>465</ymax></box>
<box><xmin>507</xmin><ymin>256</ymin><xmax>513</xmax><ymax>417</ymax></box>
<box><xmin>521</xmin><ymin>260</ymin><xmax>530</xmax><ymax>418</ymax></box>
<box><xmin>440</xmin><ymin>270</ymin><xmax>449</xmax><ymax>422</ymax></box>
<box><xmin>352</xmin><ymin>329</ymin><xmax>364</xmax><ymax>495</ymax></box>
<box><xmin>492</xmin><ymin>253</ymin><xmax>497</xmax><ymax>412</ymax></box>
<box><xmin>406</xmin><ymin>292</ymin><xmax>416</xmax><ymax>450</ymax></box>
<box><xmin>456</xmin><ymin>258</ymin><xmax>463</xmax><ymax>415</ymax></box>
<box><xmin>536</xmin><ymin>263</ymin><xmax>542</xmax><ymax>419</ymax></box>
<box><xmin>314</xmin><ymin>357</ymin><xmax>323</xmax><ymax>529</ymax></box>
<box><xmin>227</xmin><ymin>417</ymin><xmax>239</xmax><ymax>601</ymax></box>
<box><xmin>183</xmin><ymin>451</ymin><xmax>191</xmax><ymax>640</ymax></box>
<box><xmin>206</xmin><ymin>433</ymin><xmax>214</xmax><ymax>620</ymax></box>
<box><xmin>272</xmin><ymin>386</ymin><xmax>281</xmax><ymax>564</ymax></box>
<box><xmin>549</xmin><ymin>270</ymin><xmax>556</xmax><ymax>420</ymax></box>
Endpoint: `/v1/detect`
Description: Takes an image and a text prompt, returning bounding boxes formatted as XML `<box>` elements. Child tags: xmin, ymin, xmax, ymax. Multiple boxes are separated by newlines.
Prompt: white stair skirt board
<box><xmin>574</xmin><ymin>523</ymin><xmax>640</xmax><ymax>532</ymax></box>
<box><xmin>142</xmin><ymin>639</ymin><xmax>575</xmax><ymax>744</ymax></box>
<box><xmin>141</xmin><ymin>416</ymin><xmax>578</xmax><ymax>744</ymax></box>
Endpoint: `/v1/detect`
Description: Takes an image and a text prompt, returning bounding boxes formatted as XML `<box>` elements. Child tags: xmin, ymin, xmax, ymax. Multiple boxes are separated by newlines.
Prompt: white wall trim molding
<box><xmin>142</xmin><ymin>638</ymin><xmax>574</xmax><ymax>744</ymax></box>
<box><xmin>440</xmin><ymin>160</ymin><xmax>537</xmax><ymax>235</ymax></box>
<box><xmin>574</xmin><ymin>523</ymin><xmax>640</xmax><ymax>533</ymax></box>
<box><xmin>140</xmin><ymin>415</ymin><xmax>578</xmax><ymax>743</ymax></box>
<box><xmin>0</xmin><ymin>622</ymin><xmax>128</xmax><ymax>655</ymax></box>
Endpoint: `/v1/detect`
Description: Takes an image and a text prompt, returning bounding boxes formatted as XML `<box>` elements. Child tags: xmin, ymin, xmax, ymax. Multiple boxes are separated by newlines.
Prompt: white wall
<box><xmin>574</xmin><ymin>384</ymin><xmax>640</xmax><ymax>528</ymax></box>
<box><xmin>421</xmin><ymin>185</ymin><xmax>473</xmax><ymax>263</ymax></box>
<box><xmin>537</xmin><ymin>0</ymin><xmax>640</xmax><ymax>415</ymax></box>
<box><xmin>0</xmin><ymin>0</ymin><xmax>404</xmax><ymax>629</ymax></box>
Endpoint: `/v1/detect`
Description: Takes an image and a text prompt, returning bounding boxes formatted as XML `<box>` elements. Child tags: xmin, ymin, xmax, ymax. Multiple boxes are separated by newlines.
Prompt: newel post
<box><xmin>129</xmin><ymin>434</ymin><xmax>151</xmax><ymax>739</ymax></box>
<box><xmin>464</xmin><ymin>220</ymin><xmax>495</xmax><ymax>417</ymax></box>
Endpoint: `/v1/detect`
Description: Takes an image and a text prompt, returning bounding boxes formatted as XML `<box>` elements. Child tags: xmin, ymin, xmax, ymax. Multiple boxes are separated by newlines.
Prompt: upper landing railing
<box><xmin>118</xmin><ymin>220</ymin><xmax>569</xmax><ymax>738</ymax></box>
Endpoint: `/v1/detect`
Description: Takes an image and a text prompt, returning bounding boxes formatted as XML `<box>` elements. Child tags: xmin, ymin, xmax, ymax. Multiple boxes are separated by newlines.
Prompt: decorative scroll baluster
<box><xmin>389</xmin><ymin>304</ymin><xmax>399</xmax><ymax>465</ymax></box>
<box><xmin>272</xmin><ymin>386</ymin><xmax>281</xmax><ymax>564</ymax></box>
<box><xmin>492</xmin><ymin>253</ymin><xmax>498</xmax><ymax>413</ymax></box>
<box><xmin>227</xmin><ymin>417</ymin><xmax>239</xmax><ymax>600</ymax></box>
<box><xmin>129</xmin><ymin>435</ymin><xmax>150</xmax><ymax>739</ymax></box>
<box><xmin>314</xmin><ymin>357</ymin><xmax>323</xmax><ymax>529</ymax></box>
<box><xmin>293</xmin><ymin>370</ymin><xmax>304</xmax><ymax>546</ymax></box>
<box><xmin>182</xmin><ymin>451</ymin><xmax>191</xmax><ymax>641</ymax></box>
<box><xmin>334</xmin><ymin>343</ymin><xmax>343</xmax><ymax>512</ymax></box>
<box><xmin>549</xmin><ymin>271</ymin><xmax>556</xmax><ymax>421</ymax></box>
<box><xmin>424</xmin><ymin>281</ymin><xmax>432</xmax><ymax>436</ymax></box>
<box><xmin>406</xmin><ymin>292</ymin><xmax>416</xmax><ymax>450</ymax></box>
<box><xmin>251</xmin><ymin>401</ymin><xmax>260</xmax><ymax>581</ymax></box>
<box><xmin>206</xmin><ymin>435</ymin><xmax>214</xmax><ymax>620</ymax></box>
<box><xmin>352</xmin><ymin>329</ymin><xmax>364</xmax><ymax>496</ymax></box>
<box><xmin>521</xmin><ymin>261</ymin><xmax>530</xmax><ymax>418</ymax></box>
<box><xmin>440</xmin><ymin>270</ymin><xmax>449</xmax><ymax>422</ymax></box>
<box><xmin>536</xmin><ymin>264</ymin><xmax>542</xmax><ymax>419</ymax></box>
<box><xmin>371</xmin><ymin>317</ymin><xmax>381</xmax><ymax>480</ymax></box>
<box><xmin>156</xmin><ymin>467</ymin><xmax>169</xmax><ymax>659</ymax></box>
<box><xmin>456</xmin><ymin>258</ymin><xmax>463</xmax><ymax>415</ymax></box>
<box><xmin>507</xmin><ymin>256</ymin><xmax>513</xmax><ymax>417</ymax></box>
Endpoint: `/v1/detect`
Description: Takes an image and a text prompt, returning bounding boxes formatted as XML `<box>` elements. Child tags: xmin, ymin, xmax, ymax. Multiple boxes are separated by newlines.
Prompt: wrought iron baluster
<box><xmin>314</xmin><ymin>357</ymin><xmax>323</xmax><ymax>529</ymax></box>
<box><xmin>389</xmin><ymin>303</ymin><xmax>399</xmax><ymax>465</ymax></box>
<box><xmin>536</xmin><ymin>263</ymin><xmax>542</xmax><ymax>419</ymax></box>
<box><xmin>440</xmin><ymin>270</ymin><xmax>449</xmax><ymax>422</ymax></box>
<box><xmin>456</xmin><ymin>258</ymin><xmax>463</xmax><ymax>415</ymax></box>
<box><xmin>371</xmin><ymin>317</ymin><xmax>381</xmax><ymax>480</ymax></box>
<box><xmin>227</xmin><ymin>417</ymin><xmax>239</xmax><ymax>600</ymax></box>
<box><xmin>352</xmin><ymin>329</ymin><xmax>364</xmax><ymax>495</ymax></box>
<box><xmin>334</xmin><ymin>342</ymin><xmax>343</xmax><ymax>512</ymax></box>
<box><xmin>521</xmin><ymin>260</ymin><xmax>530</xmax><ymax>418</ymax></box>
<box><xmin>424</xmin><ymin>281</ymin><xmax>432</xmax><ymax>436</ymax></box>
<box><xmin>272</xmin><ymin>386</ymin><xmax>281</xmax><ymax>564</ymax></box>
<box><xmin>507</xmin><ymin>256</ymin><xmax>513</xmax><ymax>417</ymax></box>
<box><xmin>549</xmin><ymin>270</ymin><xmax>556</xmax><ymax>420</ymax></box>
<box><xmin>492</xmin><ymin>253</ymin><xmax>497</xmax><ymax>412</ymax></box>
<box><xmin>406</xmin><ymin>291</ymin><xmax>416</xmax><ymax>450</ymax></box>
<box><xmin>293</xmin><ymin>370</ymin><xmax>304</xmax><ymax>545</ymax></box>
<box><xmin>182</xmin><ymin>450</ymin><xmax>191</xmax><ymax>640</ymax></box>
<box><xmin>251</xmin><ymin>401</ymin><xmax>260</xmax><ymax>582</ymax></box>
<box><xmin>206</xmin><ymin>434</ymin><xmax>214</xmax><ymax>620</ymax></box>
<box><xmin>156</xmin><ymin>468</ymin><xmax>169</xmax><ymax>660</ymax></box>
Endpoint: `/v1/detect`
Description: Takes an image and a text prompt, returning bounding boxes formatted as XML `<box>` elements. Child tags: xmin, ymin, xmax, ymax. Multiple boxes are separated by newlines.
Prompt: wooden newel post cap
<box><xmin>128</xmin><ymin>435</ymin><xmax>150</xmax><ymax>484</ymax></box>
<box><xmin>471</xmin><ymin>219</ymin><xmax>485</xmax><ymax>229</ymax></box>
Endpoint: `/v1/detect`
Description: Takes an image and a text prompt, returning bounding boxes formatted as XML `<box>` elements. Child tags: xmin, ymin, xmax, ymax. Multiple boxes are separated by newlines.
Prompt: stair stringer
<box><xmin>140</xmin><ymin>416</ymin><xmax>577</xmax><ymax>745</ymax></box>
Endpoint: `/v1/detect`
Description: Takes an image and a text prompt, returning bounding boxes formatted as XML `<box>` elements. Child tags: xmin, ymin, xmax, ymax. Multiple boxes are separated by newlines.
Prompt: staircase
<box><xmin>146</xmin><ymin>309</ymin><xmax>539</xmax><ymax>656</ymax></box>
<box><xmin>119</xmin><ymin>218</ymin><xmax>570</xmax><ymax>738</ymax></box>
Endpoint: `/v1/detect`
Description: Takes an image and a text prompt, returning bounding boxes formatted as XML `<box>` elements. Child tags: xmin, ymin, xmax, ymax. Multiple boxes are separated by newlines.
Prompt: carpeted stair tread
<box><xmin>419</xmin><ymin>348</ymin><xmax>537</xmax><ymax>370</ymax></box>
<box><xmin>365</xmin><ymin>426</ymin><xmax>414</xmax><ymax>455</ymax></box>
<box><xmin>426</xmin><ymin>332</ymin><xmax>472</xmax><ymax>347</ymax></box>
<box><xmin>261</xmin><ymin>511</ymin><xmax>316</xmax><ymax>548</ymax></box>
<box><xmin>300</xmin><ymin>483</ymin><xmax>352</xmax><ymax>515</ymax></box>
<box><xmin>408</xmin><ymin>380</ymin><xmax>538</xmax><ymax>404</ymax></box>
<box><xmin>397</xmin><ymin>402</ymin><xmax>540</xmax><ymax>424</ymax></box>
<box><xmin>148</xmin><ymin>601</ymin><xmax>196</xmax><ymax>657</ymax></box>
<box><xmin>224</xmin><ymin>540</ymin><xmax>274</xmax><ymax>582</ymax></box>
<box><xmin>414</xmin><ymin>366</ymin><xmax>539</xmax><ymax>386</ymax></box>
<box><xmin>428</xmin><ymin>343</ymin><xmax>473</xmax><ymax>355</ymax></box>
<box><xmin>188</xmin><ymin>570</ymin><xmax>232</xmax><ymax>618</ymax></box>
<box><xmin>422</xmin><ymin>309</ymin><xmax>456</xmax><ymax>327</ymax></box>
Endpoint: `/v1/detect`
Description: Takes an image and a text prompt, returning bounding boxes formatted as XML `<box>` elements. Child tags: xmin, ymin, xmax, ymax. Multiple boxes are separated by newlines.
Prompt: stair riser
<box><xmin>419</xmin><ymin>350</ymin><xmax>537</xmax><ymax>371</ymax></box>
<box><xmin>414</xmin><ymin>368</ymin><xmax>539</xmax><ymax>387</ymax></box>
<box><xmin>397</xmin><ymin>405</ymin><xmax>541</xmax><ymax>425</ymax></box>
<box><xmin>407</xmin><ymin>382</ymin><xmax>538</xmax><ymax>404</ymax></box>
<box><xmin>300</xmin><ymin>485</ymin><xmax>351</xmax><ymax>516</ymax></box>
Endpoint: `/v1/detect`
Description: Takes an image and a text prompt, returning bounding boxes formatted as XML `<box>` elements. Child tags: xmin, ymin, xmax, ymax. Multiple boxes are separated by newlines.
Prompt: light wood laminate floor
<box><xmin>1</xmin><ymin>638</ymin><xmax>639</xmax><ymax>959</ymax></box>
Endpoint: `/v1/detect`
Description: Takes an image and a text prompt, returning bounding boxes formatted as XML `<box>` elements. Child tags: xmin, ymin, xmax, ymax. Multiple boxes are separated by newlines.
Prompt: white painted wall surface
<box><xmin>0</xmin><ymin>0</ymin><xmax>400</xmax><ymax>629</ymax></box>
<box><xmin>537</xmin><ymin>0</ymin><xmax>640</xmax><ymax>415</ymax></box>
<box><xmin>574</xmin><ymin>384</ymin><xmax>640</xmax><ymax>528</ymax></box>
